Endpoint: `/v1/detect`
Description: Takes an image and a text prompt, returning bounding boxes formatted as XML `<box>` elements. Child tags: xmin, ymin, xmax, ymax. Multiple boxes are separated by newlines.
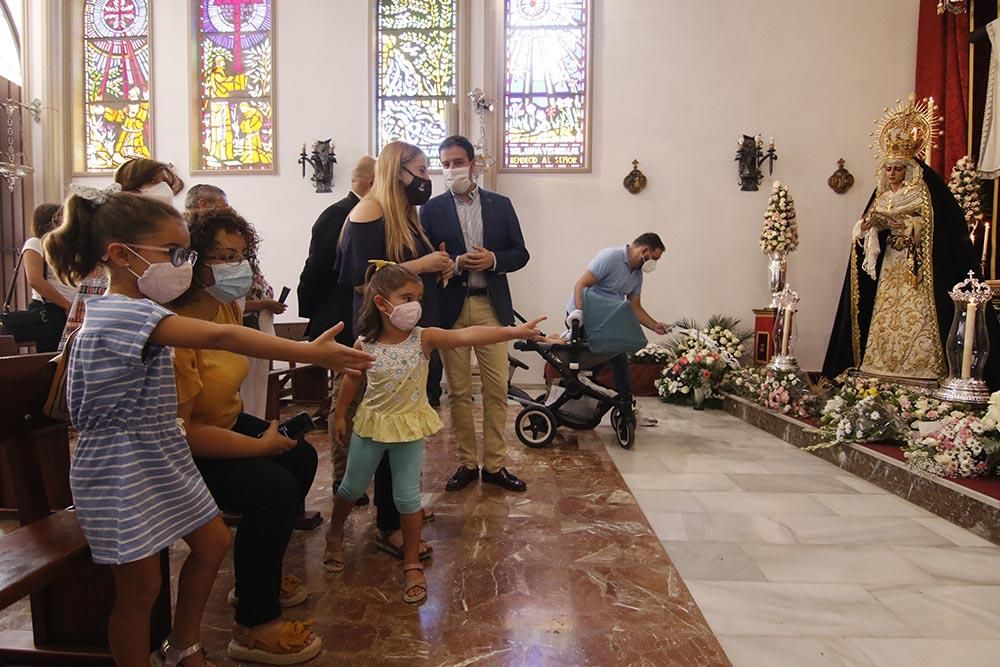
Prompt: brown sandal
<box><xmin>227</xmin><ymin>620</ymin><xmax>322</xmax><ymax>665</ymax></box>
<box><xmin>402</xmin><ymin>564</ymin><xmax>427</xmax><ymax>604</ymax></box>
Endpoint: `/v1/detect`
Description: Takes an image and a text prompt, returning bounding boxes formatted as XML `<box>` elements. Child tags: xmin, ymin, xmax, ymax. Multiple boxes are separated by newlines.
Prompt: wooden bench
<box><xmin>0</xmin><ymin>352</ymin><xmax>171</xmax><ymax>664</ymax></box>
<box><xmin>266</xmin><ymin>321</ymin><xmax>329</xmax><ymax>422</ymax></box>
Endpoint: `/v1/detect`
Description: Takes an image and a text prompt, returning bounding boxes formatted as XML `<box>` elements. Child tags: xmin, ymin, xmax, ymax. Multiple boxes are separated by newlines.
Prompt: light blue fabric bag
<box><xmin>582</xmin><ymin>288</ymin><xmax>647</xmax><ymax>355</ymax></box>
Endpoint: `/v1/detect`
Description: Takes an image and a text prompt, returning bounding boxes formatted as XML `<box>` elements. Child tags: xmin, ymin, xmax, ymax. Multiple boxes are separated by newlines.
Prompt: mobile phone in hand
<box><xmin>278</xmin><ymin>286</ymin><xmax>291</xmax><ymax>304</ymax></box>
<box><xmin>277</xmin><ymin>412</ymin><xmax>316</xmax><ymax>440</ymax></box>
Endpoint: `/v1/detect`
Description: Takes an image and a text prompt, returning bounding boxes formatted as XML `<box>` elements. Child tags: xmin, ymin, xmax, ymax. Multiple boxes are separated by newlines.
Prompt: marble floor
<box><xmin>620</xmin><ymin>400</ymin><xmax>1000</xmax><ymax>667</ymax></box>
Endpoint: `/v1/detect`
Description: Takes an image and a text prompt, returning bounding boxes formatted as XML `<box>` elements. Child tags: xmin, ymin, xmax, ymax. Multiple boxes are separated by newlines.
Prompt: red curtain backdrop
<box><xmin>915</xmin><ymin>0</ymin><xmax>970</xmax><ymax>178</ymax></box>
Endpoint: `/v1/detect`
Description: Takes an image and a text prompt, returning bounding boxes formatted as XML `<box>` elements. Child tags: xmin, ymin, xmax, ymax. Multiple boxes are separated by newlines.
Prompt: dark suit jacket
<box><xmin>420</xmin><ymin>188</ymin><xmax>529</xmax><ymax>329</ymax></box>
<box><xmin>297</xmin><ymin>191</ymin><xmax>359</xmax><ymax>342</ymax></box>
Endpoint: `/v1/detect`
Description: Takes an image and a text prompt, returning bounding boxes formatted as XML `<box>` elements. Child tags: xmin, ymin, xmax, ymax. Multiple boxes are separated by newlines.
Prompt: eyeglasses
<box><xmin>128</xmin><ymin>244</ymin><xmax>198</xmax><ymax>267</ymax></box>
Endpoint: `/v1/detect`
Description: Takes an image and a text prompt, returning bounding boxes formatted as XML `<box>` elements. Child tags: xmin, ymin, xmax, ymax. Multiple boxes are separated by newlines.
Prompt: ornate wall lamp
<box><xmin>736</xmin><ymin>134</ymin><xmax>778</xmax><ymax>191</ymax></box>
<box><xmin>298</xmin><ymin>139</ymin><xmax>337</xmax><ymax>193</ymax></box>
<box><xmin>0</xmin><ymin>98</ymin><xmax>42</xmax><ymax>192</ymax></box>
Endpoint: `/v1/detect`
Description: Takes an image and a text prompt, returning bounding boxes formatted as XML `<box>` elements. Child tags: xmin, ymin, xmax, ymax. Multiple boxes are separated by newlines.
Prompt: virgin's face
<box><xmin>884</xmin><ymin>163</ymin><xmax>906</xmax><ymax>187</ymax></box>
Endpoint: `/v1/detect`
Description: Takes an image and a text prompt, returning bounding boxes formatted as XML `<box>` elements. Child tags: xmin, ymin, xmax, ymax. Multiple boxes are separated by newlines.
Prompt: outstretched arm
<box><xmin>151</xmin><ymin>316</ymin><xmax>374</xmax><ymax>375</ymax></box>
<box><xmin>628</xmin><ymin>295</ymin><xmax>669</xmax><ymax>335</ymax></box>
<box><xmin>573</xmin><ymin>270</ymin><xmax>599</xmax><ymax>311</ymax></box>
<box><xmin>422</xmin><ymin>317</ymin><xmax>545</xmax><ymax>354</ymax></box>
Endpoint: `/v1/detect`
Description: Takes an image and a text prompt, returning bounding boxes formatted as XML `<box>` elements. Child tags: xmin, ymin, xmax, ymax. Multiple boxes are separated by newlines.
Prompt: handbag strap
<box><xmin>3</xmin><ymin>250</ymin><xmax>26</xmax><ymax>315</ymax></box>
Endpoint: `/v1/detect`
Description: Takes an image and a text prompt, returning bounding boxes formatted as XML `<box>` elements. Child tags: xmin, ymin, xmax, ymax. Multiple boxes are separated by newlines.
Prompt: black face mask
<box><xmin>402</xmin><ymin>167</ymin><xmax>432</xmax><ymax>205</ymax></box>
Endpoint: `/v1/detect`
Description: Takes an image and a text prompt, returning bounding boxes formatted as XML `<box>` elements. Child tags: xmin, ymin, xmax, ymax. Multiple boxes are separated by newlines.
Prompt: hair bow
<box><xmin>368</xmin><ymin>259</ymin><xmax>396</xmax><ymax>272</ymax></box>
<box><xmin>68</xmin><ymin>182</ymin><xmax>122</xmax><ymax>205</ymax></box>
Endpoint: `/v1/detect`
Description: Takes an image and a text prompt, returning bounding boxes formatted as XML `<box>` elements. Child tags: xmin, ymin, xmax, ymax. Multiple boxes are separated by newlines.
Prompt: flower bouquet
<box><xmin>948</xmin><ymin>155</ymin><xmax>985</xmax><ymax>239</ymax></box>
<box><xmin>724</xmin><ymin>366</ymin><xmax>819</xmax><ymax>419</ymax></box>
<box><xmin>656</xmin><ymin>349</ymin><xmax>728</xmax><ymax>408</ymax></box>
<box><xmin>811</xmin><ymin>392</ymin><xmax>910</xmax><ymax>449</ymax></box>
<box><xmin>668</xmin><ymin>315</ymin><xmax>752</xmax><ymax>365</ymax></box>
<box><xmin>631</xmin><ymin>342</ymin><xmax>672</xmax><ymax>365</ymax></box>
<box><xmin>903</xmin><ymin>413</ymin><xmax>1000</xmax><ymax>478</ymax></box>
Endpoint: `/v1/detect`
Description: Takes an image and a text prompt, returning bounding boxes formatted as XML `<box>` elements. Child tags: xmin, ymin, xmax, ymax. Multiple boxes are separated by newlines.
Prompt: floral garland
<box><xmin>760</xmin><ymin>180</ymin><xmax>799</xmax><ymax>254</ymax></box>
<box><xmin>948</xmin><ymin>155</ymin><xmax>985</xmax><ymax>239</ymax></box>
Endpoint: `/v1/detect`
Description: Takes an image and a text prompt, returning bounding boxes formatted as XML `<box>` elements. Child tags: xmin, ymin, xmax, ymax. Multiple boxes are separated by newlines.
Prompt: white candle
<box><xmin>780</xmin><ymin>305</ymin><xmax>793</xmax><ymax>356</ymax></box>
<box><xmin>769</xmin><ymin>137</ymin><xmax>775</xmax><ymax>149</ymax></box>
<box><xmin>961</xmin><ymin>301</ymin><xmax>977</xmax><ymax>379</ymax></box>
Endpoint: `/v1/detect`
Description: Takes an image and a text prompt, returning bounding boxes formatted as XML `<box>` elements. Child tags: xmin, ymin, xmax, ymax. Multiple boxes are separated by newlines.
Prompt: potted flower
<box><xmin>656</xmin><ymin>348</ymin><xmax>728</xmax><ymax>409</ymax></box>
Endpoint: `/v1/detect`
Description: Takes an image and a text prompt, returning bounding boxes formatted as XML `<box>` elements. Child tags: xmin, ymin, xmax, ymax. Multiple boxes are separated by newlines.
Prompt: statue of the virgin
<box><xmin>823</xmin><ymin>95</ymin><xmax>979</xmax><ymax>384</ymax></box>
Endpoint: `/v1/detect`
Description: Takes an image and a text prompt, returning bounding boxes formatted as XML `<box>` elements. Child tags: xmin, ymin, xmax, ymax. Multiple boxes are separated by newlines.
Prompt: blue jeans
<box><xmin>337</xmin><ymin>434</ymin><xmax>424</xmax><ymax>515</ymax></box>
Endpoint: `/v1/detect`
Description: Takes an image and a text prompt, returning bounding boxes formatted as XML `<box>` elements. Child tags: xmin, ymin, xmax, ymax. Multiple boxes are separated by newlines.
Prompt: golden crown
<box><xmin>870</xmin><ymin>94</ymin><xmax>941</xmax><ymax>161</ymax></box>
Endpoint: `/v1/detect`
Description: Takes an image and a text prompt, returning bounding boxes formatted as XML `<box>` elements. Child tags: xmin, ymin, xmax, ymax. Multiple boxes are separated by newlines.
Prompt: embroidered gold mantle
<box><xmin>852</xmin><ymin>182</ymin><xmax>945</xmax><ymax>380</ymax></box>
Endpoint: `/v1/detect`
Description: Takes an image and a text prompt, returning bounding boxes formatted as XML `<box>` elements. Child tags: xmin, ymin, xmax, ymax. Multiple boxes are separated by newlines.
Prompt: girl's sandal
<box><xmin>227</xmin><ymin>620</ymin><xmax>322</xmax><ymax>666</ymax></box>
<box><xmin>402</xmin><ymin>564</ymin><xmax>427</xmax><ymax>604</ymax></box>
<box><xmin>150</xmin><ymin>638</ymin><xmax>213</xmax><ymax>667</ymax></box>
<box><xmin>322</xmin><ymin>535</ymin><xmax>345</xmax><ymax>573</ymax></box>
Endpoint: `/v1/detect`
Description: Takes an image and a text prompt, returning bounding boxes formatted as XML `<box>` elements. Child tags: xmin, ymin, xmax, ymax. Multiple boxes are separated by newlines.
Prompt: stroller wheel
<box><xmin>515</xmin><ymin>406</ymin><xmax>557</xmax><ymax>448</ymax></box>
<box><xmin>610</xmin><ymin>407</ymin><xmax>622</xmax><ymax>433</ymax></box>
<box><xmin>615</xmin><ymin>414</ymin><xmax>636</xmax><ymax>450</ymax></box>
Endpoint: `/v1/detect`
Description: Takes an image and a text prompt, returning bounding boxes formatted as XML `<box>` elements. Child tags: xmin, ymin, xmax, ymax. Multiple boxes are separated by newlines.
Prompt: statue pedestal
<box><xmin>753</xmin><ymin>308</ymin><xmax>777</xmax><ymax>366</ymax></box>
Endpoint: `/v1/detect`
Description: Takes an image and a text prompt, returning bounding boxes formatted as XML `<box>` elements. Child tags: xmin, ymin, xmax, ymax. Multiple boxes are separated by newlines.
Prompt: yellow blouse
<box><xmin>172</xmin><ymin>301</ymin><xmax>249</xmax><ymax>429</ymax></box>
<box><xmin>353</xmin><ymin>327</ymin><xmax>443</xmax><ymax>443</ymax></box>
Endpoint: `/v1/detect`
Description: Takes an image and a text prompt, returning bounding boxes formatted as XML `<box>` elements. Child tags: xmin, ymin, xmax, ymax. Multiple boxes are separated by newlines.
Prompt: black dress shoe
<box><xmin>334</xmin><ymin>480</ymin><xmax>370</xmax><ymax>506</ymax></box>
<box><xmin>445</xmin><ymin>465</ymin><xmax>479</xmax><ymax>492</ymax></box>
<box><xmin>481</xmin><ymin>467</ymin><xmax>527</xmax><ymax>492</ymax></box>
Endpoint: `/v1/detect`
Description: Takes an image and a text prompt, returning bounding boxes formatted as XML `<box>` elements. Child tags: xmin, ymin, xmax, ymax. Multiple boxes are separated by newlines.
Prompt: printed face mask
<box><xmin>385</xmin><ymin>300</ymin><xmax>422</xmax><ymax>330</ymax></box>
<box><xmin>402</xmin><ymin>168</ymin><xmax>432</xmax><ymax>205</ymax></box>
<box><xmin>206</xmin><ymin>260</ymin><xmax>253</xmax><ymax>304</ymax></box>
<box><xmin>139</xmin><ymin>181</ymin><xmax>175</xmax><ymax>204</ymax></box>
<box><xmin>443</xmin><ymin>166</ymin><xmax>474</xmax><ymax>195</ymax></box>
<box><xmin>124</xmin><ymin>247</ymin><xmax>193</xmax><ymax>304</ymax></box>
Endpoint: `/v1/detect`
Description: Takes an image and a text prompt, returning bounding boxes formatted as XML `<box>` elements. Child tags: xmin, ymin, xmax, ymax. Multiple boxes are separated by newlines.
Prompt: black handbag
<box><xmin>0</xmin><ymin>250</ymin><xmax>48</xmax><ymax>343</ymax></box>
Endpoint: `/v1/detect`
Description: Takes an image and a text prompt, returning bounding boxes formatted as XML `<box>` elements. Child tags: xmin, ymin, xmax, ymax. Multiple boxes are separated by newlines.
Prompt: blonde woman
<box><xmin>335</xmin><ymin>141</ymin><xmax>452</xmax><ymax>559</ymax></box>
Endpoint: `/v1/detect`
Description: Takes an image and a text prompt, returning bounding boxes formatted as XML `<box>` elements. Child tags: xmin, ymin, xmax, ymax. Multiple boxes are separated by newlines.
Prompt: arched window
<box><xmin>372</xmin><ymin>0</ymin><xmax>461</xmax><ymax>169</ymax></box>
<box><xmin>501</xmin><ymin>0</ymin><xmax>592</xmax><ymax>171</ymax></box>
<box><xmin>0</xmin><ymin>0</ymin><xmax>22</xmax><ymax>86</ymax></box>
<box><xmin>194</xmin><ymin>0</ymin><xmax>275</xmax><ymax>173</ymax></box>
<box><xmin>81</xmin><ymin>0</ymin><xmax>153</xmax><ymax>172</ymax></box>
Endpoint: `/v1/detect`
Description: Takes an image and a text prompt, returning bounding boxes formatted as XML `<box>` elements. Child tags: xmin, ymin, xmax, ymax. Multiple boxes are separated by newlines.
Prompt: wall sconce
<box><xmin>735</xmin><ymin>134</ymin><xmax>778</xmax><ymax>192</ymax></box>
<box><xmin>0</xmin><ymin>98</ymin><xmax>42</xmax><ymax>192</ymax></box>
<box><xmin>298</xmin><ymin>139</ymin><xmax>337</xmax><ymax>193</ymax></box>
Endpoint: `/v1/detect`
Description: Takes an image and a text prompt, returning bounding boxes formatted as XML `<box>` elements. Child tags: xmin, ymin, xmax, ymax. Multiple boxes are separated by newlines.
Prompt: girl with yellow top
<box><xmin>325</xmin><ymin>263</ymin><xmax>543</xmax><ymax>603</ymax></box>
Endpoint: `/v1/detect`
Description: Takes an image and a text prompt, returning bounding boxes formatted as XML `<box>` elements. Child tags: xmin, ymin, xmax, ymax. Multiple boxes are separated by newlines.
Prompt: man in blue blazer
<box><xmin>421</xmin><ymin>135</ymin><xmax>531</xmax><ymax>493</ymax></box>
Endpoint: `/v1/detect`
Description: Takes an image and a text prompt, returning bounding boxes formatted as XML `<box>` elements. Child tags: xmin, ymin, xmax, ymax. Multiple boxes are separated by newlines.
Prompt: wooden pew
<box><xmin>0</xmin><ymin>352</ymin><xmax>171</xmax><ymax>664</ymax></box>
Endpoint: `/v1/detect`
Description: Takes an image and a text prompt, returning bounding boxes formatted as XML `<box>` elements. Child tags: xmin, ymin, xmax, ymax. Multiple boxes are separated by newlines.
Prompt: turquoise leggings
<box><xmin>337</xmin><ymin>434</ymin><xmax>424</xmax><ymax>515</ymax></box>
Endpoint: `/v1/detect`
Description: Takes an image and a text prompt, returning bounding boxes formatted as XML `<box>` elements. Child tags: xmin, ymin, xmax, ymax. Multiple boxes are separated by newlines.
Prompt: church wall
<box><xmin>25</xmin><ymin>0</ymin><xmax>919</xmax><ymax>381</ymax></box>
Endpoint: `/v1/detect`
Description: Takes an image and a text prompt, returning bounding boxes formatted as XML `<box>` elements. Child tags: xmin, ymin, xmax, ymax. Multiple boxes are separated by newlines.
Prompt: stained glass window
<box><xmin>374</xmin><ymin>0</ymin><xmax>457</xmax><ymax>169</ymax></box>
<box><xmin>82</xmin><ymin>0</ymin><xmax>152</xmax><ymax>172</ymax></box>
<box><xmin>503</xmin><ymin>0</ymin><xmax>591</xmax><ymax>170</ymax></box>
<box><xmin>195</xmin><ymin>0</ymin><xmax>273</xmax><ymax>172</ymax></box>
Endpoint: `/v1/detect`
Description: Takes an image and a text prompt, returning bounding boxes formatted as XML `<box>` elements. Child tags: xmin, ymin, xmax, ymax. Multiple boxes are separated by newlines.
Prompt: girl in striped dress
<box><xmin>45</xmin><ymin>185</ymin><xmax>373</xmax><ymax>667</ymax></box>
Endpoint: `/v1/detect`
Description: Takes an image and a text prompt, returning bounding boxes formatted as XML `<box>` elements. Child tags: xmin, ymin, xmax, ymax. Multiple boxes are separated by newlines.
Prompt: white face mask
<box><xmin>139</xmin><ymin>181</ymin><xmax>175</xmax><ymax>204</ymax></box>
<box><xmin>641</xmin><ymin>257</ymin><xmax>658</xmax><ymax>274</ymax></box>
<box><xmin>443</xmin><ymin>166</ymin><xmax>475</xmax><ymax>195</ymax></box>
<box><xmin>125</xmin><ymin>248</ymin><xmax>193</xmax><ymax>304</ymax></box>
<box><xmin>383</xmin><ymin>300</ymin><xmax>422</xmax><ymax>331</ymax></box>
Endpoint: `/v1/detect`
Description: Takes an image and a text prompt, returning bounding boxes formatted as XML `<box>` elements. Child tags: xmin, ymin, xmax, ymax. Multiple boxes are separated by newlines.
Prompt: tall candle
<box><xmin>961</xmin><ymin>301</ymin><xmax>977</xmax><ymax>379</ymax></box>
<box><xmin>780</xmin><ymin>305</ymin><xmax>793</xmax><ymax>356</ymax></box>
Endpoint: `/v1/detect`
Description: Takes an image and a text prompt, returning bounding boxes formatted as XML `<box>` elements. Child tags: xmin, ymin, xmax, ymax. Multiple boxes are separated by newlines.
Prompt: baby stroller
<box><xmin>507</xmin><ymin>290</ymin><xmax>648</xmax><ymax>449</ymax></box>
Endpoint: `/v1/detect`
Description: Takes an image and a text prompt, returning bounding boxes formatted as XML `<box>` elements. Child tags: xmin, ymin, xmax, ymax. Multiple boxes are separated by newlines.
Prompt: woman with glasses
<box><xmin>169</xmin><ymin>207</ymin><xmax>323</xmax><ymax>665</ymax></box>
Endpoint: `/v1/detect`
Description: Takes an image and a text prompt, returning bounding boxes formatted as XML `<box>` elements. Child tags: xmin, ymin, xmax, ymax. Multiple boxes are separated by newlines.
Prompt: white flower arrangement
<box><xmin>760</xmin><ymin>180</ymin><xmax>799</xmax><ymax>254</ymax></box>
<box><xmin>903</xmin><ymin>413</ymin><xmax>1000</xmax><ymax>479</ymax></box>
<box><xmin>632</xmin><ymin>342</ymin><xmax>672</xmax><ymax>365</ymax></box>
<box><xmin>948</xmin><ymin>156</ymin><xmax>985</xmax><ymax>237</ymax></box>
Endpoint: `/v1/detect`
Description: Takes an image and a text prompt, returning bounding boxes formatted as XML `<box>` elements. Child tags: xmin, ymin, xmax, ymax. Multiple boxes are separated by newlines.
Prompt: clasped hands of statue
<box><xmin>861</xmin><ymin>212</ymin><xmax>914</xmax><ymax>253</ymax></box>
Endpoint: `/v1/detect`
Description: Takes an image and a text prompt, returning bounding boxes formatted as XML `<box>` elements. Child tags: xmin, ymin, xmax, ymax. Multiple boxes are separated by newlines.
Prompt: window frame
<box><xmin>189</xmin><ymin>0</ymin><xmax>277</xmax><ymax>175</ymax></box>
<box><xmin>70</xmin><ymin>0</ymin><xmax>156</xmax><ymax>176</ymax></box>
<box><xmin>368</xmin><ymin>0</ymin><xmax>468</xmax><ymax>172</ymax></box>
<box><xmin>493</xmin><ymin>0</ymin><xmax>594</xmax><ymax>174</ymax></box>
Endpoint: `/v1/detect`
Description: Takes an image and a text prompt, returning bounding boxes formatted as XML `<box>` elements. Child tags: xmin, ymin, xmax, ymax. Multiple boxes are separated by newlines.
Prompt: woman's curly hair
<box><xmin>186</xmin><ymin>206</ymin><xmax>260</xmax><ymax>273</ymax></box>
